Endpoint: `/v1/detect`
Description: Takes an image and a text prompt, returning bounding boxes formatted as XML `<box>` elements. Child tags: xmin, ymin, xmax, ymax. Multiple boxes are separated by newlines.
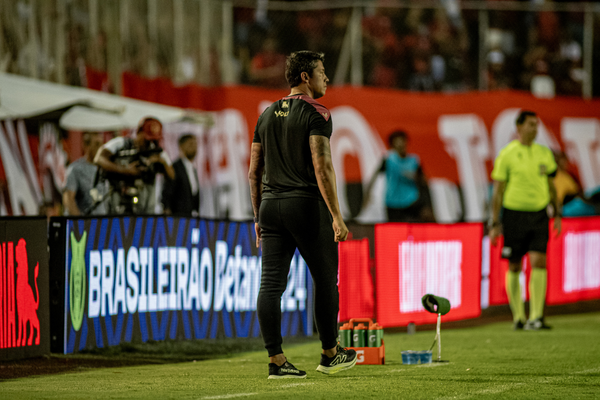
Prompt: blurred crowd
<box><xmin>1</xmin><ymin>0</ymin><xmax>599</xmax><ymax>97</ymax></box>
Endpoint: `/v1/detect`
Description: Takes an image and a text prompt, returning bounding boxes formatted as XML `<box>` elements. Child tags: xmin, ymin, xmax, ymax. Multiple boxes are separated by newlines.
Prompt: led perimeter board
<box><xmin>49</xmin><ymin>216</ymin><xmax>313</xmax><ymax>354</ymax></box>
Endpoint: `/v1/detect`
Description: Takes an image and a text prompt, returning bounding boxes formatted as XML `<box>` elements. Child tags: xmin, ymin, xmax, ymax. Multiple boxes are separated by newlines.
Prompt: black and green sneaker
<box><xmin>268</xmin><ymin>360</ymin><xmax>307</xmax><ymax>379</ymax></box>
<box><xmin>316</xmin><ymin>344</ymin><xmax>357</xmax><ymax>375</ymax></box>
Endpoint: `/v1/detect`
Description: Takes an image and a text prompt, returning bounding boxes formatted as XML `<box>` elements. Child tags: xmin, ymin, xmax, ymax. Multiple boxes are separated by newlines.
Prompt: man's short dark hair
<box><xmin>178</xmin><ymin>133</ymin><xmax>196</xmax><ymax>146</ymax></box>
<box><xmin>388</xmin><ymin>130</ymin><xmax>408</xmax><ymax>147</ymax></box>
<box><xmin>516</xmin><ymin>110</ymin><xmax>537</xmax><ymax>125</ymax></box>
<box><xmin>285</xmin><ymin>51</ymin><xmax>325</xmax><ymax>88</ymax></box>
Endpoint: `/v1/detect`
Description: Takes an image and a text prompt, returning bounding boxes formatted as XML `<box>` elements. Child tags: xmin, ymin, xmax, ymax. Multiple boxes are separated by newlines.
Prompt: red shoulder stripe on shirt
<box><xmin>284</xmin><ymin>94</ymin><xmax>330</xmax><ymax>122</ymax></box>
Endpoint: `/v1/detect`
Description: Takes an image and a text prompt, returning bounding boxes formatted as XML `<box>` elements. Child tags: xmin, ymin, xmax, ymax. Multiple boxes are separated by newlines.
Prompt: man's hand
<box><xmin>553</xmin><ymin>216</ymin><xmax>562</xmax><ymax>238</ymax></box>
<box><xmin>333</xmin><ymin>217</ymin><xmax>349</xmax><ymax>242</ymax></box>
<box><xmin>122</xmin><ymin>161</ymin><xmax>142</xmax><ymax>176</ymax></box>
<box><xmin>255</xmin><ymin>223</ymin><xmax>261</xmax><ymax>248</ymax></box>
<box><xmin>148</xmin><ymin>154</ymin><xmax>165</xmax><ymax>165</ymax></box>
<box><xmin>489</xmin><ymin>225</ymin><xmax>502</xmax><ymax>246</ymax></box>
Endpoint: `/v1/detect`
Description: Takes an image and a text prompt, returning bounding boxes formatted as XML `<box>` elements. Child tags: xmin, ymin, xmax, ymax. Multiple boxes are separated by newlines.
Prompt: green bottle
<box><xmin>353</xmin><ymin>323</ymin><xmax>366</xmax><ymax>347</ymax></box>
<box><xmin>339</xmin><ymin>323</ymin><xmax>352</xmax><ymax>347</ymax></box>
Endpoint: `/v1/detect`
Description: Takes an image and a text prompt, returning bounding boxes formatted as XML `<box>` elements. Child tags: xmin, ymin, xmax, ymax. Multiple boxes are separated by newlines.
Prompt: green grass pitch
<box><xmin>2</xmin><ymin>312</ymin><xmax>599</xmax><ymax>399</ymax></box>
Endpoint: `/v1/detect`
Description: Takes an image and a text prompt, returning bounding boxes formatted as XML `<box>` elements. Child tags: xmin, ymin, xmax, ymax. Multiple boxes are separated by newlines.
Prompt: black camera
<box><xmin>102</xmin><ymin>140</ymin><xmax>165</xmax><ymax>185</ymax></box>
<box><xmin>100</xmin><ymin>142</ymin><xmax>166</xmax><ymax>214</ymax></box>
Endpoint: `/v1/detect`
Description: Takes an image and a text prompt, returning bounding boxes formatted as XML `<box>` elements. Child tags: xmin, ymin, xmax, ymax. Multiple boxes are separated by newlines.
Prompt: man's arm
<box><xmin>362</xmin><ymin>160</ymin><xmax>384</xmax><ymax>208</ymax></box>
<box><xmin>149</xmin><ymin>153</ymin><xmax>175</xmax><ymax>180</ymax></box>
<box><xmin>62</xmin><ymin>190</ymin><xmax>81</xmax><ymax>216</ymax></box>
<box><xmin>309</xmin><ymin>136</ymin><xmax>348</xmax><ymax>242</ymax></box>
<box><xmin>94</xmin><ymin>148</ymin><xmax>141</xmax><ymax>176</ymax></box>
<box><xmin>548</xmin><ymin>176</ymin><xmax>562</xmax><ymax>236</ymax></box>
<box><xmin>489</xmin><ymin>180</ymin><xmax>506</xmax><ymax>245</ymax></box>
<box><xmin>248</xmin><ymin>143</ymin><xmax>265</xmax><ymax>247</ymax></box>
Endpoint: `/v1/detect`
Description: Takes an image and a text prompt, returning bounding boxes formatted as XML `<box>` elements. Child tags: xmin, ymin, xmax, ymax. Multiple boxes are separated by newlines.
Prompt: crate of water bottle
<box><xmin>401</xmin><ymin>350</ymin><xmax>432</xmax><ymax>365</ymax></box>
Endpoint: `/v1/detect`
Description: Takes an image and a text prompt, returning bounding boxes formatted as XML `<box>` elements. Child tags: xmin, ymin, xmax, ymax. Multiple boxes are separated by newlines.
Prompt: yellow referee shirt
<box><xmin>491</xmin><ymin>140</ymin><xmax>557</xmax><ymax>212</ymax></box>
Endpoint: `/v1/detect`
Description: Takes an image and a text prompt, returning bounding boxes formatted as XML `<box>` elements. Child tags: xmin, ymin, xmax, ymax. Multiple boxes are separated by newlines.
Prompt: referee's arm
<box><xmin>548</xmin><ymin>175</ymin><xmax>562</xmax><ymax>236</ymax></box>
<box><xmin>489</xmin><ymin>180</ymin><xmax>506</xmax><ymax>245</ymax></box>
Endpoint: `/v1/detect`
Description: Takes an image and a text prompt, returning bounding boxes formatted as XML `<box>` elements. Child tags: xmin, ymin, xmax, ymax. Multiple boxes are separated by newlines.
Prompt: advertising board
<box><xmin>0</xmin><ymin>217</ymin><xmax>50</xmax><ymax>360</ymax></box>
<box><xmin>484</xmin><ymin>216</ymin><xmax>600</xmax><ymax>308</ymax></box>
<box><xmin>547</xmin><ymin>216</ymin><xmax>600</xmax><ymax>305</ymax></box>
<box><xmin>375</xmin><ymin>223</ymin><xmax>482</xmax><ymax>327</ymax></box>
<box><xmin>49</xmin><ymin>216</ymin><xmax>312</xmax><ymax>354</ymax></box>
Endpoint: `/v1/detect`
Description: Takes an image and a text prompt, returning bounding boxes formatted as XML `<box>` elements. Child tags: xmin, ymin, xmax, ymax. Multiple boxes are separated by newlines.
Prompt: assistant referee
<box><xmin>489</xmin><ymin>110</ymin><xmax>561</xmax><ymax>331</ymax></box>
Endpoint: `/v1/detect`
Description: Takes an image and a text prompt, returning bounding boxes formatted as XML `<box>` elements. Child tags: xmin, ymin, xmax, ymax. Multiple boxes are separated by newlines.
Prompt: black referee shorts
<box><xmin>501</xmin><ymin>207</ymin><xmax>549</xmax><ymax>263</ymax></box>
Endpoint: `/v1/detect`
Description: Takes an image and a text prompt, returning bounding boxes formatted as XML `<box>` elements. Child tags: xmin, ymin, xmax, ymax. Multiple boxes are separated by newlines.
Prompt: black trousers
<box><xmin>258</xmin><ymin>197</ymin><xmax>339</xmax><ymax>357</ymax></box>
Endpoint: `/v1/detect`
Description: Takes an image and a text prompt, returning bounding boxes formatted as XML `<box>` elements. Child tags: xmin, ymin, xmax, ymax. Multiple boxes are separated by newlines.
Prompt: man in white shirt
<box><xmin>95</xmin><ymin>117</ymin><xmax>174</xmax><ymax>214</ymax></box>
<box><xmin>162</xmin><ymin>134</ymin><xmax>200</xmax><ymax>217</ymax></box>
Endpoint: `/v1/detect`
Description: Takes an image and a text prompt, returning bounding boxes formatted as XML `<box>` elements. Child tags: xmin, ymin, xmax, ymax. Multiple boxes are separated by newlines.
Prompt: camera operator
<box><xmin>94</xmin><ymin>117</ymin><xmax>175</xmax><ymax>214</ymax></box>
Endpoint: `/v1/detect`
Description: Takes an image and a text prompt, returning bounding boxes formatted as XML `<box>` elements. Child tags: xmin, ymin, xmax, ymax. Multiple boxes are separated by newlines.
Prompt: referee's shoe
<box><xmin>316</xmin><ymin>344</ymin><xmax>357</xmax><ymax>375</ymax></box>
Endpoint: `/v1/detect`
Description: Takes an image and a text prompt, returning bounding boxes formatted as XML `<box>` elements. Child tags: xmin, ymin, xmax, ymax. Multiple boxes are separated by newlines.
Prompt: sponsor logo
<box><xmin>356</xmin><ymin>350</ymin><xmax>364</xmax><ymax>363</ymax></box>
<box><xmin>539</xmin><ymin>164</ymin><xmax>547</xmax><ymax>175</ymax></box>
<box><xmin>274</xmin><ymin>111</ymin><xmax>289</xmax><ymax>117</ymax></box>
<box><xmin>280</xmin><ymin>368</ymin><xmax>299</xmax><ymax>374</ymax></box>
<box><xmin>282</xmin><ymin>101</ymin><xmax>289</xmax><ymax>109</ymax></box>
<box><xmin>78</xmin><ymin>229</ymin><xmax>307</xmax><ymax>317</ymax></box>
<box><xmin>1</xmin><ymin>239</ymin><xmax>40</xmax><ymax>348</ymax></box>
<box><xmin>321</xmin><ymin>112</ymin><xmax>328</xmax><ymax>119</ymax></box>
<box><xmin>398</xmin><ymin>240</ymin><xmax>462</xmax><ymax>313</ymax></box>
<box><xmin>329</xmin><ymin>353</ymin><xmax>347</xmax><ymax>366</ymax></box>
<box><xmin>69</xmin><ymin>232</ymin><xmax>87</xmax><ymax>332</ymax></box>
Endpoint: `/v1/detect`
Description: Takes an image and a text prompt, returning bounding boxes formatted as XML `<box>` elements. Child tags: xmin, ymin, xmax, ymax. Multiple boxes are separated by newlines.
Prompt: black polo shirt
<box><xmin>253</xmin><ymin>94</ymin><xmax>333</xmax><ymax>200</ymax></box>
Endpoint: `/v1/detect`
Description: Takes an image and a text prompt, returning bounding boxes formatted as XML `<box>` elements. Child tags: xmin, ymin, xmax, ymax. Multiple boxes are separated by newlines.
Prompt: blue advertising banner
<box><xmin>62</xmin><ymin>217</ymin><xmax>313</xmax><ymax>354</ymax></box>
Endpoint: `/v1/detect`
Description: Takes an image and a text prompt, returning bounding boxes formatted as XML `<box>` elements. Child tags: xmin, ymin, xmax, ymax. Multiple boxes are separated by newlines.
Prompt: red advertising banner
<box><xmin>117</xmin><ymin>72</ymin><xmax>600</xmax><ymax>224</ymax></box>
<box><xmin>375</xmin><ymin>223</ymin><xmax>482</xmax><ymax>327</ymax></box>
<box><xmin>547</xmin><ymin>216</ymin><xmax>600</xmax><ymax>305</ymax></box>
<box><xmin>338</xmin><ymin>238</ymin><xmax>374</xmax><ymax>322</ymax></box>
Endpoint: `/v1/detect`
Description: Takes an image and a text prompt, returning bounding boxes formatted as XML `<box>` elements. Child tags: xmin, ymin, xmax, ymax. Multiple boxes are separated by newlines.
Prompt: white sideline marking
<box><xmin>417</xmin><ymin>362</ymin><xmax>451</xmax><ymax>368</ymax></box>
<box><xmin>280</xmin><ymin>383</ymin><xmax>315</xmax><ymax>388</ymax></box>
<box><xmin>436</xmin><ymin>383</ymin><xmax>525</xmax><ymax>400</ymax></box>
<box><xmin>571</xmin><ymin>367</ymin><xmax>600</xmax><ymax>375</ymax></box>
<box><xmin>389</xmin><ymin>362</ymin><xmax>451</xmax><ymax>372</ymax></box>
<box><xmin>202</xmin><ymin>393</ymin><xmax>257</xmax><ymax>399</ymax></box>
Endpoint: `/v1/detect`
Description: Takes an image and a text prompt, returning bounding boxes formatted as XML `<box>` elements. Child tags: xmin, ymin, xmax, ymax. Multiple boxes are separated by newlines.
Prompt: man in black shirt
<box><xmin>249</xmin><ymin>51</ymin><xmax>357</xmax><ymax>379</ymax></box>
